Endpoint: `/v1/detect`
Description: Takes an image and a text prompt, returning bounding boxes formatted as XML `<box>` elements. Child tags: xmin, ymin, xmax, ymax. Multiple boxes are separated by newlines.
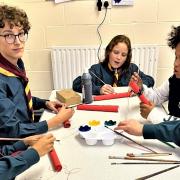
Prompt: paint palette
<box><xmin>78</xmin><ymin>120</ymin><xmax>120</xmax><ymax>146</ymax></box>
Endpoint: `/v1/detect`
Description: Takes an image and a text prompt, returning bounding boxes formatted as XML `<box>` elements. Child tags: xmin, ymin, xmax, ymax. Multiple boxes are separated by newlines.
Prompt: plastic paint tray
<box><xmin>78</xmin><ymin>120</ymin><xmax>120</xmax><ymax>146</ymax></box>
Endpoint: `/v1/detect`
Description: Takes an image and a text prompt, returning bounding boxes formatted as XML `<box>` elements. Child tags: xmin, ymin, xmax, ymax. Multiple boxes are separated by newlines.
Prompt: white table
<box><xmin>16</xmin><ymin>87</ymin><xmax>180</xmax><ymax>180</ymax></box>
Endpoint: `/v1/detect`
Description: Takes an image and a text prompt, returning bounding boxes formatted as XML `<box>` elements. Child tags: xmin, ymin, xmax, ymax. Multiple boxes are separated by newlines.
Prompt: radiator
<box><xmin>51</xmin><ymin>45</ymin><xmax>158</xmax><ymax>89</ymax></box>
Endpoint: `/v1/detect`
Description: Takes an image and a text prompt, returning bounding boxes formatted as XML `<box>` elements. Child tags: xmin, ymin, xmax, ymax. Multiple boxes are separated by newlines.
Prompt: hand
<box><xmin>114</xmin><ymin>120</ymin><xmax>143</xmax><ymax>136</ymax></box>
<box><xmin>47</xmin><ymin>104</ymin><xmax>75</xmax><ymax>129</ymax></box>
<box><xmin>32</xmin><ymin>134</ymin><xmax>55</xmax><ymax>157</ymax></box>
<box><xmin>100</xmin><ymin>84</ymin><xmax>114</xmax><ymax>95</ymax></box>
<box><xmin>45</xmin><ymin>100</ymin><xmax>64</xmax><ymax>113</ymax></box>
<box><xmin>130</xmin><ymin>72</ymin><xmax>143</xmax><ymax>90</ymax></box>
<box><xmin>23</xmin><ymin>134</ymin><xmax>44</xmax><ymax>146</ymax></box>
<box><xmin>140</xmin><ymin>101</ymin><xmax>155</xmax><ymax>119</ymax></box>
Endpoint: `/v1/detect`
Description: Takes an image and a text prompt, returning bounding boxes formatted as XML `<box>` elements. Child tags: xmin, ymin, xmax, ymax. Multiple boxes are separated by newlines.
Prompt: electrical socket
<box><xmin>101</xmin><ymin>0</ymin><xmax>111</xmax><ymax>9</ymax></box>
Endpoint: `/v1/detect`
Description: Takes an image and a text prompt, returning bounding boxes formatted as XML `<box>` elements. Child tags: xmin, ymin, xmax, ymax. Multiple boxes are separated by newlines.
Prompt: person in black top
<box><xmin>115</xmin><ymin>25</ymin><xmax>180</xmax><ymax>146</ymax></box>
<box><xmin>131</xmin><ymin>26</ymin><xmax>180</xmax><ymax>120</ymax></box>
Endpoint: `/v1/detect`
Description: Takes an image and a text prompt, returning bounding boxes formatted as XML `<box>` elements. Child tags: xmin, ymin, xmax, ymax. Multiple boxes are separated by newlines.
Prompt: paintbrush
<box><xmin>0</xmin><ymin>137</ymin><xmax>60</xmax><ymax>142</ymax></box>
<box><xmin>138</xmin><ymin>63</ymin><xmax>140</xmax><ymax>74</ymax></box>
<box><xmin>108</xmin><ymin>156</ymin><xmax>180</xmax><ymax>163</ymax></box>
<box><xmin>111</xmin><ymin>162</ymin><xmax>180</xmax><ymax>165</ymax></box>
<box><xmin>136</xmin><ymin>165</ymin><xmax>180</xmax><ymax>180</ymax></box>
<box><xmin>89</xmin><ymin>70</ymin><xmax>106</xmax><ymax>85</ymax></box>
<box><xmin>126</xmin><ymin>152</ymin><xmax>172</xmax><ymax>157</ymax></box>
<box><xmin>105</xmin><ymin>125</ymin><xmax>157</xmax><ymax>153</ymax></box>
<box><xmin>159</xmin><ymin>140</ymin><xmax>176</xmax><ymax>149</ymax></box>
<box><xmin>67</xmin><ymin>103</ymin><xmax>83</xmax><ymax>108</ymax></box>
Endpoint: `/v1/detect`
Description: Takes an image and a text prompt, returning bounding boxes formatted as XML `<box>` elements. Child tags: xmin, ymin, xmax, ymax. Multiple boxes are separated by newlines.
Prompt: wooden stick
<box><xmin>0</xmin><ymin>137</ymin><xmax>60</xmax><ymax>142</ymax></box>
<box><xmin>111</xmin><ymin>162</ymin><xmax>180</xmax><ymax>165</ymax></box>
<box><xmin>0</xmin><ymin>137</ymin><xmax>25</xmax><ymax>141</ymax></box>
<box><xmin>127</xmin><ymin>152</ymin><xmax>172</xmax><ymax>157</ymax></box>
<box><xmin>105</xmin><ymin>126</ymin><xmax>157</xmax><ymax>153</ymax></box>
<box><xmin>108</xmin><ymin>156</ymin><xmax>180</xmax><ymax>163</ymax></box>
<box><xmin>135</xmin><ymin>165</ymin><xmax>180</xmax><ymax>180</ymax></box>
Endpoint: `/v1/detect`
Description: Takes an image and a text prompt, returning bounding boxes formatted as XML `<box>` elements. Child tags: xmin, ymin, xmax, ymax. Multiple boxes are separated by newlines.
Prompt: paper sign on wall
<box><xmin>112</xmin><ymin>0</ymin><xmax>134</xmax><ymax>6</ymax></box>
<box><xmin>55</xmin><ymin>0</ymin><xmax>72</xmax><ymax>3</ymax></box>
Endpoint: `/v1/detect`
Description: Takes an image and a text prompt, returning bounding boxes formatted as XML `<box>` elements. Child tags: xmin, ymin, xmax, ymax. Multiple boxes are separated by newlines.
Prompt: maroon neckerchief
<box><xmin>0</xmin><ymin>53</ymin><xmax>28</xmax><ymax>81</ymax></box>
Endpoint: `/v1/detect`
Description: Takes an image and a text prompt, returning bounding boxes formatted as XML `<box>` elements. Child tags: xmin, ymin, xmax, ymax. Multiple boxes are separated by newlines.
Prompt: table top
<box><xmin>16</xmin><ymin>87</ymin><xmax>180</xmax><ymax>180</ymax></box>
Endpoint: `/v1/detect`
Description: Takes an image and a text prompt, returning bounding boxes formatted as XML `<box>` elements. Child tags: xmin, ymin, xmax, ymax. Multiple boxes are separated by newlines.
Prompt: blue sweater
<box><xmin>0</xmin><ymin>69</ymin><xmax>48</xmax><ymax>140</ymax></box>
<box><xmin>73</xmin><ymin>63</ymin><xmax>154</xmax><ymax>95</ymax></box>
<box><xmin>143</xmin><ymin>117</ymin><xmax>180</xmax><ymax>146</ymax></box>
<box><xmin>0</xmin><ymin>141</ymin><xmax>39</xmax><ymax>180</ymax></box>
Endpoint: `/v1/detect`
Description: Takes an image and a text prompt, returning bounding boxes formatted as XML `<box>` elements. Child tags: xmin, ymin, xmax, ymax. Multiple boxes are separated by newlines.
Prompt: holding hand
<box><xmin>140</xmin><ymin>101</ymin><xmax>155</xmax><ymax>119</ymax></box>
<box><xmin>31</xmin><ymin>134</ymin><xmax>55</xmax><ymax>157</ymax></box>
<box><xmin>45</xmin><ymin>100</ymin><xmax>64</xmax><ymax>114</ymax></box>
<box><xmin>100</xmin><ymin>84</ymin><xmax>114</xmax><ymax>95</ymax></box>
<box><xmin>23</xmin><ymin>134</ymin><xmax>44</xmax><ymax>146</ymax></box>
<box><xmin>130</xmin><ymin>72</ymin><xmax>143</xmax><ymax>90</ymax></box>
<box><xmin>114</xmin><ymin>120</ymin><xmax>143</xmax><ymax>136</ymax></box>
<box><xmin>47</xmin><ymin>104</ymin><xmax>74</xmax><ymax>129</ymax></box>
<box><xmin>56</xmin><ymin>104</ymin><xmax>74</xmax><ymax>122</ymax></box>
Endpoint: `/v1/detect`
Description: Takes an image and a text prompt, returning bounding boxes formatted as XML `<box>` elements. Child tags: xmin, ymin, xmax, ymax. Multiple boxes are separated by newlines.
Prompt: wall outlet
<box><xmin>102</xmin><ymin>0</ymin><xmax>112</xmax><ymax>9</ymax></box>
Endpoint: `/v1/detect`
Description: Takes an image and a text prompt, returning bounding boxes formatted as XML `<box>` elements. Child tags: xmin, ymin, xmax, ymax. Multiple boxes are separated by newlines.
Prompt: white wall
<box><xmin>1</xmin><ymin>0</ymin><xmax>179</xmax><ymax>98</ymax></box>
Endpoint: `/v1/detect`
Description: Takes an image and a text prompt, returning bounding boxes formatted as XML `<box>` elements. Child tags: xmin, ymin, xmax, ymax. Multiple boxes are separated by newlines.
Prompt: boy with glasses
<box><xmin>0</xmin><ymin>5</ymin><xmax>74</xmax><ymax>139</ymax></box>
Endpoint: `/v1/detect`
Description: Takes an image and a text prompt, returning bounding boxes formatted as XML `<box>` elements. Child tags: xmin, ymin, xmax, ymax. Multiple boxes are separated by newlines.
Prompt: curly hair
<box><xmin>102</xmin><ymin>35</ymin><xmax>132</xmax><ymax>72</ymax></box>
<box><xmin>0</xmin><ymin>5</ymin><xmax>31</xmax><ymax>33</ymax></box>
<box><xmin>167</xmin><ymin>26</ymin><xmax>180</xmax><ymax>49</ymax></box>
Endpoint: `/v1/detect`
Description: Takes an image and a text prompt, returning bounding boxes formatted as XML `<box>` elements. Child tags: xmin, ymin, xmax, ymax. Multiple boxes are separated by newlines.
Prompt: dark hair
<box><xmin>0</xmin><ymin>5</ymin><xmax>31</xmax><ymax>33</ymax></box>
<box><xmin>102</xmin><ymin>35</ymin><xmax>132</xmax><ymax>71</ymax></box>
<box><xmin>168</xmin><ymin>26</ymin><xmax>180</xmax><ymax>49</ymax></box>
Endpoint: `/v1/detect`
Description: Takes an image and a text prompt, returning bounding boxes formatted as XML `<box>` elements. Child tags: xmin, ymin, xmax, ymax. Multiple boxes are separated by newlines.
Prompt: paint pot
<box><xmin>84</xmin><ymin>132</ymin><xmax>98</xmax><ymax>145</ymax></box>
<box><xmin>101</xmin><ymin>132</ymin><xmax>115</xmax><ymax>146</ymax></box>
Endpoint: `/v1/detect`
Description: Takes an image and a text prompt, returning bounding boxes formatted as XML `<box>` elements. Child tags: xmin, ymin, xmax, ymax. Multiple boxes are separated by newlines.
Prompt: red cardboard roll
<box><xmin>129</xmin><ymin>81</ymin><xmax>140</xmax><ymax>94</ymax></box>
<box><xmin>63</xmin><ymin>120</ymin><xmax>71</xmax><ymax>128</ymax></box>
<box><xmin>49</xmin><ymin>149</ymin><xmax>62</xmax><ymax>172</ymax></box>
<box><xmin>138</xmin><ymin>94</ymin><xmax>150</xmax><ymax>105</ymax></box>
<box><xmin>129</xmin><ymin>81</ymin><xmax>150</xmax><ymax>105</ymax></box>
<box><xmin>76</xmin><ymin>104</ymin><xmax>119</xmax><ymax>112</ymax></box>
<box><xmin>94</xmin><ymin>92</ymin><xmax>130</xmax><ymax>101</ymax></box>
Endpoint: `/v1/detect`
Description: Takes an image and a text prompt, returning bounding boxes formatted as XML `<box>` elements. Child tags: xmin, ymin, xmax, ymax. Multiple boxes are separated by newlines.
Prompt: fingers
<box><xmin>140</xmin><ymin>101</ymin><xmax>154</xmax><ymax>109</ymax></box>
<box><xmin>42</xmin><ymin>134</ymin><xmax>55</xmax><ymax>149</ymax></box>
<box><xmin>114</xmin><ymin>120</ymin><xmax>129</xmax><ymax>131</ymax></box>
<box><xmin>23</xmin><ymin>134</ymin><xmax>45</xmax><ymax>145</ymax></box>
<box><xmin>32</xmin><ymin>134</ymin><xmax>56</xmax><ymax>157</ymax></box>
<box><xmin>130</xmin><ymin>72</ymin><xmax>139</xmax><ymax>81</ymax></box>
<box><xmin>46</xmin><ymin>101</ymin><xmax>65</xmax><ymax>113</ymax></box>
<box><xmin>140</xmin><ymin>102</ymin><xmax>149</xmax><ymax>109</ymax></box>
<box><xmin>101</xmin><ymin>84</ymin><xmax>114</xmax><ymax>94</ymax></box>
<box><xmin>130</xmin><ymin>72</ymin><xmax>143</xmax><ymax>89</ymax></box>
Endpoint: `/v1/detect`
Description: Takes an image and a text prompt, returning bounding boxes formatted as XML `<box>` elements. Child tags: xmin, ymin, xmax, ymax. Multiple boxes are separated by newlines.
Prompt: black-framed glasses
<box><xmin>0</xmin><ymin>32</ymin><xmax>28</xmax><ymax>44</ymax></box>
